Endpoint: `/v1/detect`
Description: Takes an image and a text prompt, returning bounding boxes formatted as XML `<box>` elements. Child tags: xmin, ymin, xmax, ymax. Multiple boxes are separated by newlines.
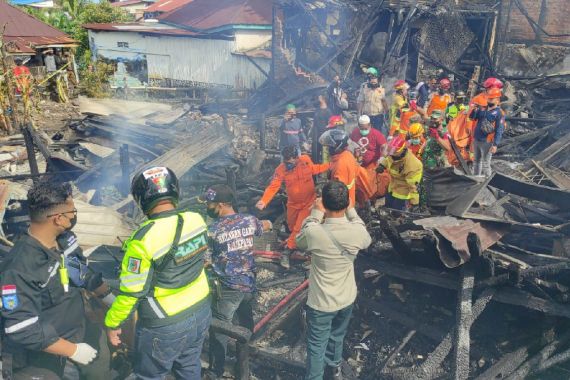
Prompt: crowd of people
<box><xmin>276</xmin><ymin>69</ymin><xmax>507</xmax><ymax>213</ymax></box>
<box><xmin>0</xmin><ymin>68</ymin><xmax>508</xmax><ymax>380</ymax></box>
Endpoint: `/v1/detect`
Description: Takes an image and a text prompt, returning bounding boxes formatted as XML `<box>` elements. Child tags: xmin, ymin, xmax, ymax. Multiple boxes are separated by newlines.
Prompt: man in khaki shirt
<box><xmin>357</xmin><ymin>75</ymin><xmax>388</xmax><ymax>136</ymax></box>
<box><xmin>296</xmin><ymin>180</ymin><xmax>372</xmax><ymax>380</ymax></box>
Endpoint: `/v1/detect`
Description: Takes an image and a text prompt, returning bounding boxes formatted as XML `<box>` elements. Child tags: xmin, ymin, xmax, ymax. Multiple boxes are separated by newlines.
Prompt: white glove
<box><xmin>70</xmin><ymin>343</ymin><xmax>97</xmax><ymax>365</ymax></box>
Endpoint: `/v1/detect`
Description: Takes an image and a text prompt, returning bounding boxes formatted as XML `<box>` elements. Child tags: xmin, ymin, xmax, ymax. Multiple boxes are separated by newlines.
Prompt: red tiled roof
<box><xmin>83</xmin><ymin>22</ymin><xmax>199</xmax><ymax>36</ymax></box>
<box><xmin>0</xmin><ymin>1</ymin><xmax>76</xmax><ymax>53</ymax></box>
<box><xmin>160</xmin><ymin>0</ymin><xmax>271</xmax><ymax>32</ymax></box>
<box><xmin>145</xmin><ymin>0</ymin><xmax>194</xmax><ymax>13</ymax></box>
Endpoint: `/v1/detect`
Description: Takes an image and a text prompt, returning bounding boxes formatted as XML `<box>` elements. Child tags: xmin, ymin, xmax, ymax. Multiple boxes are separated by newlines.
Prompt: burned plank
<box><xmin>490</xmin><ymin>172</ymin><xmax>570</xmax><ymax>210</ymax></box>
<box><xmin>475</xmin><ymin>347</ymin><xmax>529</xmax><ymax>380</ymax></box>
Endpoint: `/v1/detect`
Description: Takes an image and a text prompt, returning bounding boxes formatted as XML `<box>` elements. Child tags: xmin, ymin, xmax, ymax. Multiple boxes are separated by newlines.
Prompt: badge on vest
<box><xmin>2</xmin><ymin>285</ymin><xmax>19</xmax><ymax>311</ymax></box>
<box><xmin>174</xmin><ymin>232</ymin><xmax>208</xmax><ymax>265</ymax></box>
<box><xmin>127</xmin><ymin>257</ymin><xmax>142</xmax><ymax>274</ymax></box>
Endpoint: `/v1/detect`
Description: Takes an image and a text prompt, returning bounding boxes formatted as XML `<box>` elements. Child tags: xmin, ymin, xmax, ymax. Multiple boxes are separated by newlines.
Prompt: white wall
<box><xmin>234</xmin><ymin>29</ymin><xmax>272</xmax><ymax>52</ymax></box>
<box><xmin>88</xmin><ymin>29</ymin><xmax>270</xmax><ymax>89</ymax></box>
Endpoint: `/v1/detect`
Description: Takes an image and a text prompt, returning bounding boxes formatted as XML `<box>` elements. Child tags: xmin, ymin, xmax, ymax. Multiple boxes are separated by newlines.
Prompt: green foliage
<box><xmin>79</xmin><ymin>61</ymin><xmax>115</xmax><ymax>98</ymax></box>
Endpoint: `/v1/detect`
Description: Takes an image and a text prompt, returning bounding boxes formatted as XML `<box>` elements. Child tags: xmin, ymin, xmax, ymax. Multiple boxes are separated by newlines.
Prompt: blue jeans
<box><xmin>209</xmin><ymin>286</ymin><xmax>255</xmax><ymax>376</ymax></box>
<box><xmin>305</xmin><ymin>304</ymin><xmax>354</xmax><ymax>380</ymax></box>
<box><xmin>134</xmin><ymin>301</ymin><xmax>211</xmax><ymax>380</ymax></box>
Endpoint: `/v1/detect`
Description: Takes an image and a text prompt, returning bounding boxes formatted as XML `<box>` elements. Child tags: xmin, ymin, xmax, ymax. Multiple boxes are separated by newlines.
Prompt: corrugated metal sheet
<box><xmin>160</xmin><ymin>0</ymin><xmax>271</xmax><ymax>32</ymax></box>
<box><xmin>0</xmin><ymin>2</ymin><xmax>76</xmax><ymax>53</ymax></box>
<box><xmin>145</xmin><ymin>0</ymin><xmax>194</xmax><ymax>13</ymax></box>
<box><xmin>146</xmin><ymin>36</ymin><xmax>269</xmax><ymax>89</ymax></box>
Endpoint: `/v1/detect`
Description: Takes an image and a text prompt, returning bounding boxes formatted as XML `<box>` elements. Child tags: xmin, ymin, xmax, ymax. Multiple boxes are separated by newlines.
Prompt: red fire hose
<box><xmin>253</xmin><ymin>250</ymin><xmax>282</xmax><ymax>259</ymax></box>
<box><xmin>253</xmin><ymin>278</ymin><xmax>309</xmax><ymax>334</ymax></box>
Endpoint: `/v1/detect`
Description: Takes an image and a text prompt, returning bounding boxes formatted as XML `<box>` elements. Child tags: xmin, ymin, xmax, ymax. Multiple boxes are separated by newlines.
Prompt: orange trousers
<box><xmin>286</xmin><ymin>204</ymin><xmax>312</xmax><ymax>250</ymax></box>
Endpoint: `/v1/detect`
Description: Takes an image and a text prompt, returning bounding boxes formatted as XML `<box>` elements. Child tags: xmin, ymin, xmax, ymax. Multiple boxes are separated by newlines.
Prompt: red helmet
<box><xmin>394</xmin><ymin>80</ymin><xmax>408</xmax><ymax>91</ymax></box>
<box><xmin>327</xmin><ymin>115</ymin><xmax>344</xmax><ymax>129</ymax></box>
<box><xmin>387</xmin><ymin>135</ymin><xmax>407</xmax><ymax>156</ymax></box>
<box><xmin>483</xmin><ymin>77</ymin><xmax>503</xmax><ymax>89</ymax></box>
<box><xmin>439</xmin><ymin>78</ymin><xmax>451</xmax><ymax>90</ymax></box>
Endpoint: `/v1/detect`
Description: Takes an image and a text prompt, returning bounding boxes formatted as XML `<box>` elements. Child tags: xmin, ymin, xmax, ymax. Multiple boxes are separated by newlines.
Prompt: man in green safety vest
<box><xmin>105</xmin><ymin>166</ymin><xmax>211</xmax><ymax>379</ymax></box>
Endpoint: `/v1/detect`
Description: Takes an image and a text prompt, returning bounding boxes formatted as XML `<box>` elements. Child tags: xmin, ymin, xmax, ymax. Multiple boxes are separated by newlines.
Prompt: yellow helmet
<box><xmin>408</xmin><ymin>123</ymin><xmax>424</xmax><ymax>138</ymax></box>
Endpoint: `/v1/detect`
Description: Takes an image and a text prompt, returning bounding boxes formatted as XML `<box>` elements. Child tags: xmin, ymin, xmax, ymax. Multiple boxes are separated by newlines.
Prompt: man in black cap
<box><xmin>201</xmin><ymin>184</ymin><xmax>272</xmax><ymax>378</ymax></box>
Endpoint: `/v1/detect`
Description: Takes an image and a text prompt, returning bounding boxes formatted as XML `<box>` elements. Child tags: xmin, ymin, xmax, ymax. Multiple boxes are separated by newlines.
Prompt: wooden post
<box><xmin>0</xmin><ymin>25</ymin><xmax>18</xmax><ymax>134</ymax></box>
<box><xmin>259</xmin><ymin>113</ymin><xmax>266</xmax><ymax>150</ymax></box>
<box><xmin>22</xmin><ymin>124</ymin><xmax>39</xmax><ymax>180</ymax></box>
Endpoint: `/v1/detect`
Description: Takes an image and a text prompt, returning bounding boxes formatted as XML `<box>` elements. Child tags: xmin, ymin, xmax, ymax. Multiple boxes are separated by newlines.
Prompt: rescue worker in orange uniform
<box><xmin>256</xmin><ymin>145</ymin><xmax>329</xmax><ymax>269</ymax></box>
<box><xmin>407</xmin><ymin>122</ymin><xmax>427</xmax><ymax>160</ymax></box>
<box><xmin>319</xmin><ymin>129</ymin><xmax>360</xmax><ymax>206</ymax></box>
<box><xmin>377</xmin><ymin>135</ymin><xmax>423</xmax><ymax>211</ymax></box>
<box><xmin>470</xmin><ymin>77</ymin><xmax>503</xmax><ymax>110</ymax></box>
<box><xmin>445</xmin><ymin>92</ymin><xmax>473</xmax><ymax>167</ymax></box>
<box><xmin>389</xmin><ymin>80</ymin><xmax>409</xmax><ymax>137</ymax></box>
<box><xmin>321</xmin><ymin>115</ymin><xmax>345</xmax><ymax>163</ymax></box>
<box><xmin>427</xmin><ymin>78</ymin><xmax>452</xmax><ymax>117</ymax></box>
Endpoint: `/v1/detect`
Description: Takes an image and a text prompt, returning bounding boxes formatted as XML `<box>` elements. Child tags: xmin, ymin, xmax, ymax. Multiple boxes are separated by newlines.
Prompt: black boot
<box><xmin>324</xmin><ymin>364</ymin><xmax>342</xmax><ymax>380</ymax></box>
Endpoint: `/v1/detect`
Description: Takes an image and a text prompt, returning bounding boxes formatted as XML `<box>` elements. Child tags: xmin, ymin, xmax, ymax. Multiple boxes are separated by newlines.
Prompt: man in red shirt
<box><xmin>350</xmin><ymin>115</ymin><xmax>387</xmax><ymax>168</ymax></box>
<box><xmin>12</xmin><ymin>58</ymin><xmax>31</xmax><ymax>96</ymax></box>
<box><xmin>256</xmin><ymin>146</ymin><xmax>329</xmax><ymax>268</ymax></box>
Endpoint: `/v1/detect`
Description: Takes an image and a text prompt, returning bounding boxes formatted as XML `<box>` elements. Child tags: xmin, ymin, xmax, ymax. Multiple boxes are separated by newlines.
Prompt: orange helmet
<box><xmin>394</xmin><ymin>80</ymin><xmax>408</xmax><ymax>91</ymax></box>
<box><xmin>387</xmin><ymin>135</ymin><xmax>407</xmax><ymax>156</ymax></box>
<box><xmin>483</xmin><ymin>77</ymin><xmax>503</xmax><ymax>89</ymax></box>
<box><xmin>408</xmin><ymin>123</ymin><xmax>424</xmax><ymax>138</ymax></box>
<box><xmin>327</xmin><ymin>115</ymin><xmax>344</xmax><ymax>129</ymax></box>
<box><xmin>486</xmin><ymin>88</ymin><xmax>502</xmax><ymax>99</ymax></box>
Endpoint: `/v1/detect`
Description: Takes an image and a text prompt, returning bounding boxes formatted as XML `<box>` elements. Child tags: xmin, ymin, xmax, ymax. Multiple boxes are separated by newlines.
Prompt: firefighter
<box><xmin>321</xmin><ymin>115</ymin><xmax>345</xmax><ymax>163</ymax></box>
<box><xmin>0</xmin><ymin>180</ymin><xmax>112</xmax><ymax>379</ymax></box>
<box><xmin>377</xmin><ymin>135</ymin><xmax>423</xmax><ymax>211</ymax></box>
<box><xmin>256</xmin><ymin>146</ymin><xmax>329</xmax><ymax>269</ymax></box>
<box><xmin>470</xmin><ymin>77</ymin><xmax>503</xmax><ymax>110</ymax></box>
<box><xmin>105</xmin><ymin>166</ymin><xmax>211</xmax><ymax>379</ymax></box>
<box><xmin>389</xmin><ymin>80</ymin><xmax>409</xmax><ymax>137</ymax></box>
<box><xmin>319</xmin><ymin>129</ymin><xmax>360</xmax><ymax>206</ymax></box>
<box><xmin>445</xmin><ymin>91</ymin><xmax>468</xmax><ymax>124</ymax></box>
<box><xmin>407</xmin><ymin>122</ymin><xmax>427</xmax><ymax>160</ymax></box>
<box><xmin>427</xmin><ymin>78</ymin><xmax>452</xmax><ymax>117</ymax></box>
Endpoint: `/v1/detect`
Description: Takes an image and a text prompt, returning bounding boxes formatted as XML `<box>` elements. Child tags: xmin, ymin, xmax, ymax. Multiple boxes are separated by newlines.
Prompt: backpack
<box><xmin>480</xmin><ymin>111</ymin><xmax>496</xmax><ymax>135</ymax></box>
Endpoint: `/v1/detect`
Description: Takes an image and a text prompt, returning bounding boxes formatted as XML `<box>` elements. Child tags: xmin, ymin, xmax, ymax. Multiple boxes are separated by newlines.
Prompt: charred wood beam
<box><xmin>22</xmin><ymin>124</ymin><xmax>39</xmax><ymax>180</ymax></box>
<box><xmin>381</xmin><ymin>330</ymin><xmax>417</xmax><ymax>373</ymax></box>
<box><xmin>451</xmin><ymin>234</ymin><xmax>479</xmax><ymax>380</ymax></box>
<box><xmin>449</xmin><ymin>137</ymin><xmax>472</xmax><ymax>175</ymax></box>
<box><xmin>475</xmin><ymin>347</ymin><xmax>529</xmax><ymax>380</ymax></box>
<box><xmin>383</xmin><ymin>5</ymin><xmax>418</xmax><ymax>69</ymax></box>
<box><xmin>359</xmin><ymin>295</ymin><xmax>447</xmax><ymax>342</ymax></box>
<box><xmin>490</xmin><ymin>172</ymin><xmax>570</xmax><ymax>211</ymax></box>
<box><xmin>242</xmin><ymin>53</ymin><xmax>270</xmax><ymax>79</ymax></box>
<box><xmin>368</xmin><ymin>257</ymin><xmax>570</xmax><ymax>318</ymax></box>
<box><xmin>378</xmin><ymin>217</ymin><xmax>415</xmax><ymax>264</ymax></box>
<box><xmin>504</xmin><ymin>329</ymin><xmax>570</xmax><ymax>380</ymax></box>
<box><xmin>249</xmin><ymin>346</ymin><xmax>305</xmax><ymax>374</ymax></box>
<box><xmin>292</xmin><ymin>0</ymin><xmax>340</xmax><ymax>50</ymax></box>
<box><xmin>389</xmin><ymin>288</ymin><xmax>496</xmax><ymax>380</ymax></box>
<box><xmin>253</xmin><ymin>289</ymin><xmax>308</xmax><ymax>341</ymax></box>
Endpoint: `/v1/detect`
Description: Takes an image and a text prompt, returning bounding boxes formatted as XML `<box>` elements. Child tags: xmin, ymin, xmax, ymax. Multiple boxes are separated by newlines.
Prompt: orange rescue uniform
<box><xmin>260</xmin><ymin>155</ymin><xmax>329</xmax><ymax>249</ymax></box>
<box><xmin>427</xmin><ymin>93</ymin><xmax>452</xmax><ymax>116</ymax></box>
<box><xmin>329</xmin><ymin>150</ymin><xmax>359</xmax><ymax>206</ymax></box>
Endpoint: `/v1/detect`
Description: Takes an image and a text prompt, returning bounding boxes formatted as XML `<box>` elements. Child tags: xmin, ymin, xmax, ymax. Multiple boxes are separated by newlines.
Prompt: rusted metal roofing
<box><xmin>160</xmin><ymin>0</ymin><xmax>272</xmax><ymax>32</ymax></box>
<box><xmin>145</xmin><ymin>0</ymin><xmax>194</xmax><ymax>13</ymax></box>
<box><xmin>0</xmin><ymin>1</ymin><xmax>76</xmax><ymax>54</ymax></box>
<box><xmin>111</xmin><ymin>0</ymin><xmax>152</xmax><ymax>7</ymax></box>
<box><xmin>83</xmin><ymin>22</ymin><xmax>199</xmax><ymax>36</ymax></box>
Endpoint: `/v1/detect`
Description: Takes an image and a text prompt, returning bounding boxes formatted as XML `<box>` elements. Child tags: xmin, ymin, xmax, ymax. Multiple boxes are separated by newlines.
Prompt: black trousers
<box><xmin>12</xmin><ymin>321</ymin><xmax>111</xmax><ymax>380</ymax></box>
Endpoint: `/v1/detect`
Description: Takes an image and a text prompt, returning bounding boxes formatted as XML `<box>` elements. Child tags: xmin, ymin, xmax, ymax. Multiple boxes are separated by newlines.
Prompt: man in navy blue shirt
<box><xmin>469</xmin><ymin>88</ymin><xmax>505</xmax><ymax>177</ymax></box>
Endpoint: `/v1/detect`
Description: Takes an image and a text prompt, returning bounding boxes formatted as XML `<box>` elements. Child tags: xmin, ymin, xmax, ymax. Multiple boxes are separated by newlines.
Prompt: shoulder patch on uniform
<box><xmin>2</xmin><ymin>285</ymin><xmax>18</xmax><ymax>311</ymax></box>
<box><xmin>132</xmin><ymin>222</ymin><xmax>154</xmax><ymax>241</ymax></box>
<box><xmin>127</xmin><ymin>257</ymin><xmax>142</xmax><ymax>274</ymax></box>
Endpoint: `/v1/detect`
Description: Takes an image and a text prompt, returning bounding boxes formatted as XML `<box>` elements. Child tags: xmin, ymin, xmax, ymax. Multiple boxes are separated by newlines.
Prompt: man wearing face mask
<box><xmin>257</xmin><ymin>146</ymin><xmax>329</xmax><ymax>268</ymax></box>
<box><xmin>203</xmin><ymin>185</ymin><xmax>272</xmax><ymax>377</ymax></box>
<box><xmin>357</xmin><ymin>73</ymin><xmax>388</xmax><ymax>135</ymax></box>
<box><xmin>350</xmin><ymin>115</ymin><xmax>387</xmax><ymax>168</ymax></box>
<box><xmin>422</xmin><ymin>110</ymin><xmax>451</xmax><ymax>170</ymax></box>
<box><xmin>469</xmin><ymin>88</ymin><xmax>505</xmax><ymax>177</ymax></box>
<box><xmin>0</xmin><ymin>180</ymin><xmax>112</xmax><ymax>379</ymax></box>
<box><xmin>407</xmin><ymin>122</ymin><xmax>427</xmax><ymax>160</ymax></box>
<box><xmin>427</xmin><ymin>78</ymin><xmax>452</xmax><ymax>117</ymax></box>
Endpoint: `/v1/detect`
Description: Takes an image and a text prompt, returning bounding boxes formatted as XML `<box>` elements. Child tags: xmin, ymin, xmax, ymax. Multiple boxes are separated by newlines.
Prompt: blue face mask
<box><xmin>410</xmin><ymin>138</ymin><xmax>421</xmax><ymax>145</ymax></box>
<box><xmin>360</xmin><ymin>129</ymin><xmax>370</xmax><ymax>136</ymax></box>
<box><xmin>285</xmin><ymin>162</ymin><xmax>297</xmax><ymax>171</ymax></box>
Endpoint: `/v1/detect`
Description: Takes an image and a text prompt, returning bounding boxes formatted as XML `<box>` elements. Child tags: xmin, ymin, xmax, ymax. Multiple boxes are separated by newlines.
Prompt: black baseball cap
<box><xmin>199</xmin><ymin>184</ymin><xmax>235</xmax><ymax>203</ymax></box>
